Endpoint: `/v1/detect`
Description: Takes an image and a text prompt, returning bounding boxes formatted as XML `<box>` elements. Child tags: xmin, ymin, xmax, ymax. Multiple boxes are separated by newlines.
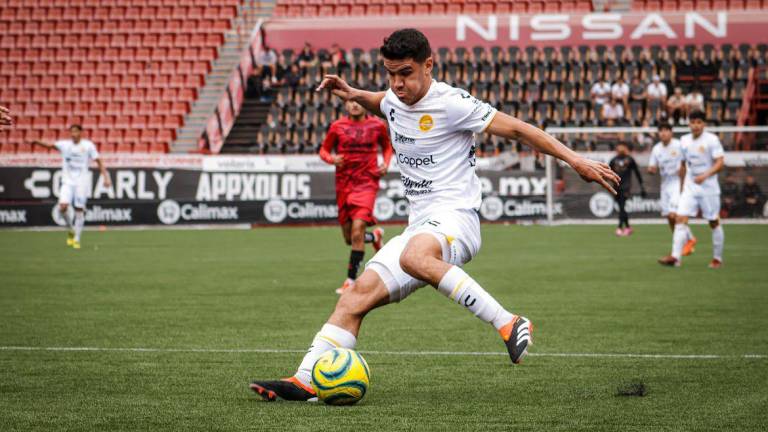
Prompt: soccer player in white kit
<box><xmin>658</xmin><ymin>111</ymin><xmax>725</xmax><ymax>268</ymax></box>
<box><xmin>647</xmin><ymin>122</ymin><xmax>696</xmax><ymax>255</ymax></box>
<box><xmin>33</xmin><ymin>125</ymin><xmax>111</xmax><ymax>249</ymax></box>
<box><xmin>249</xmin><ymin>29</ymin><xmax>620</xmax><ymax>401</ymax></box>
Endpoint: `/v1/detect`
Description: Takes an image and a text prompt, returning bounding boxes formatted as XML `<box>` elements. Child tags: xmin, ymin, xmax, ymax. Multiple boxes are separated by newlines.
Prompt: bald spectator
<box><xmin>0</xmin><ymin>105</ymin><xmax>11</xmax><ymax>125</ymax></box>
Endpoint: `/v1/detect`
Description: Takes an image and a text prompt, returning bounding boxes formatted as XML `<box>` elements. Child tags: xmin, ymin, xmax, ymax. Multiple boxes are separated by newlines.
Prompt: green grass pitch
<box><xmin>1</xmin><ymin>224</ymin><xmax>766</xmax><ymax>431</ymax></box>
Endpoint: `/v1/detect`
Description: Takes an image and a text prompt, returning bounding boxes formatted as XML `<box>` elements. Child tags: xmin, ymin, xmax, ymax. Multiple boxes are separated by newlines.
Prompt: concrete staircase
<box><xmin>172</xmin><ymin>0</ymin><xmax>275</xmax><ymax>153</ymax></box>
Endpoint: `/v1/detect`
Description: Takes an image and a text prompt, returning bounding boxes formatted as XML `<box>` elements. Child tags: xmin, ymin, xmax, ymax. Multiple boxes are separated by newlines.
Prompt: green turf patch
<box><xmin>1</xmin><ymin>225</ymin><xmax>766</xmax><ymax>431</ymax></box>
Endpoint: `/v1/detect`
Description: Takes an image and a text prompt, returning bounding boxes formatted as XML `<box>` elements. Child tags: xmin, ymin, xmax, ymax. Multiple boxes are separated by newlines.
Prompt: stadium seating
<box><xmin>0</xmin><ymin>1</ymin><xmax>238</xmax><ymax>154</ymax></box>
<box><xmin>251</xmin><ymin>43</ymin><xmax>766</xmax><ymax>154</ymax></box>
<box><xmin>272</xmin><ymin>0</ymin><xmax>594</xmax><ymax>17</ymax></box>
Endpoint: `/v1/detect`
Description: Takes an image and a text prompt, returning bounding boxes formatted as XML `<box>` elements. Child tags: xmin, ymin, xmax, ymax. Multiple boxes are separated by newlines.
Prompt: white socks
<box><xmin>672</xmin><ymin>223</ymin><xmax>688</xmax><ymax>260</ymax></box>
<box><xmin>712</xmin><ymin>225</ymin><xmax>724</xmax><ymax>261</ymax></box>
<box><xmin>685</xmin><ymin>225</ymin><xmax>693</xmax><ymax>241</ymax></box>
<box><xmin>57</xmin><ymin>207</ymin><xmax>73</xmax><ymax>230</ymax></box>
<box><xmin>437</xmin><ymin>266</ymin><xmax>513</xmax><ymax>331</ymax></box>
<box><xmin>295</xmin><ymin>323</ymin><xmax>356</xmax><ymax>387</ymax></box>
<box><xmin>74</xmin><ymin>211</ymin><xmax>85</xmax><ymax>242</ymax></box>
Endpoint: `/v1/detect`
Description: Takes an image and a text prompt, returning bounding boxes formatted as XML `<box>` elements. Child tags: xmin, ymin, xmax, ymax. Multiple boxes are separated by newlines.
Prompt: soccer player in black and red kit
<box><xmin>609</xmin><ymin>143</ymin><xmax>646</xmax><ymax>236</ymax></box>
<box><xmin>319</xmin><ymin>100</ymin><xmax>393</xmax><ymax>294</ymax></box>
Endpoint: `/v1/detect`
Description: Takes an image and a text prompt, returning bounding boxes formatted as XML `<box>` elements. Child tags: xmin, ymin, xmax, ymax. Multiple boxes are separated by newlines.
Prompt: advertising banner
<box><xmin>1</xmin><ymin>154</ymin><xmax>765</xmax><ymax>226</ymax></box>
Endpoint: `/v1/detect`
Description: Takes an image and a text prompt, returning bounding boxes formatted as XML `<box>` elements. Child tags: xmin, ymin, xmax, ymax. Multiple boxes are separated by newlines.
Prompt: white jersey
<box><xmin>54</xmin><ymin>139</ymin><xmax>99</xmax><ymax>186</ymax></box>
<box><xmin>380</xmin><ymin>80</ymin><xmax>497</xmax><ymax>223</ymax></box>
<box><xmin>680</xmin><ymin>131</ymin><xmax>724</xmax><ymax>196</ymax></box>
<box><xmin>649</xmin><ymin>139</ymin><xmax>683</xmax><ymax>187</ymax></box>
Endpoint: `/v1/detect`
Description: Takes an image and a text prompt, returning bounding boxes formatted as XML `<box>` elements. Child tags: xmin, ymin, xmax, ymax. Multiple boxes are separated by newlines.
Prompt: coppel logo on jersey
<box><xmin>397</xmin><ymin>152</ymin><xmax>436</xmax><ymax>169</ymax></box>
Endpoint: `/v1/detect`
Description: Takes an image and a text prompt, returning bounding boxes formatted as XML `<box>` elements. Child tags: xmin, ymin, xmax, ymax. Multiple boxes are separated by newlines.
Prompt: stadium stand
<box><xmin>227</xmin><ymin>42</ymin><xmax>767</xmax><ymax>154</ymax></box>
<box><xmin>0</xmin><ymin>1</ymin><xmax>239</xmax><ymax>154</ymax></box>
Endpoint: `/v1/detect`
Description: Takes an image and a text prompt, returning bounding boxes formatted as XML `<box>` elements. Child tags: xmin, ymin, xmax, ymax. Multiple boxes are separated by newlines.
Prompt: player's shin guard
<box><xmin>74</xmin><ymin>211</ymin><xmax>85</xmax><ymax>242</ymax></box>
<box><xmin>672</xmin><ymin>223</ymin><xmax>688</xmax><ymax>261</ymax></box>
<box><xmin>295</xmin><ymin>323</ymin><xmax>356</xmax><ymax>387</ymax></box>
<box><xmin>712</xmin><ymin>225</ymin><xmax>724</xmax><ymax>261</ymax></box>
<box><xmin>437</xmin><ymin>266</ymin><xmax>513</xmax><ymax>331</ymax></box>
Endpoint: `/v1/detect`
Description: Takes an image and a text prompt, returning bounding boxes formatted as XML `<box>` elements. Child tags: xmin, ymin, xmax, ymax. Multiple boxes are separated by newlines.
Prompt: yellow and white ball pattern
<box><xmin>311</xmin><ymin>348</ymin><xmax>370</xmax><ymax>405</ymax></box>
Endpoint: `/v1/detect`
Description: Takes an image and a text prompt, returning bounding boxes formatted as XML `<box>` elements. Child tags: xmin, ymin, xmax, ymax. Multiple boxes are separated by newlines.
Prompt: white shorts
<box><xmin>58</xmin><ymin>182</ymin><xmax>88</xmax><ymax>209</ymax></box>
<box><xmin>366</xmin><ymin>209</ymin><xmax>481</xmax><ymax>303</ymax></box>
<box><xmin>677</xmin><ymin>189</ymin><xmax>720</xmax><ymax>220</ymax></box>
<box><xmin>659</xmin><ymin>182</ymin><xmax>681</xmax><ymax>216</ymax></box>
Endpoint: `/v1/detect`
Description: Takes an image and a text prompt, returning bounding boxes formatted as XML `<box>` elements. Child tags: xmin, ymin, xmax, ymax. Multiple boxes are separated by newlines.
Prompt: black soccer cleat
<box><xmin>499</xmin><ymin>315</ymin><xmax>534</xmax><ymax>364</ymax></box>
<box><xmin>249</xmin><ymin>377</ymin><xmax>317</xmax><ymax>402</ymax></box>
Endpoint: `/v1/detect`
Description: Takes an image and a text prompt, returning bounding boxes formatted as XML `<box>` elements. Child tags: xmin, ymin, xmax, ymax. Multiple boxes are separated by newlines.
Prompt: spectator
<box><xmin>282</xmin><ymin>64</ymin><xmax>302</xmax><ymax>88</ymax></box>
<box><xmin>591</xmin><ymin>77</ymin><xmax>611</xmax><ymax>120</ymax></box>
<box><xmin>666</xmin><ymin>87</ymin><xmax>686</xmax><ymax>124</ymax></box>
<box><xmin>297</xmin><ymin>42</ymin><xmax>317</xmax><ymax>68</ymax></box>
<box><xmin>602</xmin><ymin>97</ymin><xmax>625</xmax><ymax>126</ymax></box>
<box><xmin>721</xmin><ymin>172</ymin><xmax>740</xmax><ymax>217</ymax></box>
<box><xmin>256</xmin><ymin>45</ymin><xmax>278</xmax><ymax>82</ymax></box>
<box><xmin>646</xmin><ymin>75</ymin><xmax>667</xmax><ymax>122</ymax></box>
<box><xmin>742</xmin><ymin>175</ymin><xmax>765</xmax><ymax>217</ymax></box>
<box><xmin>685</xmin><ymin>87</ymin><xmax>705</xmax><ymax>120</ymax></box>
<box><xmin>629</xmin><ymin>76</ymin><xmax>646</xmax><ymax>102</ymax></box>
<box><xmin>326</xmin><ymin>43</ymin><xmax>348</xmax><ymax>69</ymax></box>
<box><xmin>611</xmin><ymin>76</ymin><xmax>629</xmax><ymax>108</ymax></box>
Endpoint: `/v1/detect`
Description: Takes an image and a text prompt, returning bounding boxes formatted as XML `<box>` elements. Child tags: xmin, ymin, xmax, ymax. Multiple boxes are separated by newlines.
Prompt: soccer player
<box><xmin>609</xmin><ymin>143</ymin><xmax>645</xmax><ymax>236</ymax></box>
<box><xmin>0</xmin><ymin>105</ymin><xmax>12</xmax><ymax>125</ymax></box>
<box><xmin>249</xmin><ymin>29</ymin><xmax>619</xmax><ymax>401</ymax></box>
<box><xmin>659</xmin><ymin>110</ymin><xmax>724</xmax><ymax>268</ymax></box>
<box><xmin>32</xmin><ymin>125</ymin><xmax>111</xmax><ymax>249</ymax></box>
<box><xmin>647</xmin><ymin>123</ymin><xmax>696</xmax><ymax>254</ymax></box>
<box><xmin>319</xmin><ymin>99</ymin><xmax>393</xmax><ymax>294</ymax></box>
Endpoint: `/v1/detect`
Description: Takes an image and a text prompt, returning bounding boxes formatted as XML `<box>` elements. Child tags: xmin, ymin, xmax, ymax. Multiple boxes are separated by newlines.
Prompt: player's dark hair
<box><xmin>658</xmin><ymin>122</ymin><xmax>672</xmax><ymax>131</ymax></box>
<box><xmin>689</xmin><ymin>110</ymin><xmax>706</xmax><ymax>121</ymax></box>
<box><xmin>69</xmin><ymin>124</ymin><xmax>82</xmax><ymax>131</ymax></box>
<box><xmin>380</xmin><ymin>28</ymin><xmax>431</xmax><ymax>63</ymax></box>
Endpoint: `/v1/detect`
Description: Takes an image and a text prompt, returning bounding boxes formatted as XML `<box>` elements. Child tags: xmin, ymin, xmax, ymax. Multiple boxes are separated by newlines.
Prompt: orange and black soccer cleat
<box><xmin>371</xmin><ymin>227</ymin><xmax>385</xmax><ymax>252</ymax></box>
<box><xmin>249</xmin><ymin>377</ymin><xmax>317</xmax><ymax>402</ymax></box>
<box><xmin>682</xmin><ymin>236</ymin><xmax>697</xmax><ymax>256</ymax></box>
<box><xmin>499</xmin><ymin>315</ymin><xmax>533</xmax><ymax>364</ymax></box>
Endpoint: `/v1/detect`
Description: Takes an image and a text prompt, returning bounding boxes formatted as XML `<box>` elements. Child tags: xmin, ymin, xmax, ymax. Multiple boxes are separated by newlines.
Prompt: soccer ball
<box><xmin>311</xmin><ymin>348</ymin><xmax>370</xmax><ymax>405</ymax></box>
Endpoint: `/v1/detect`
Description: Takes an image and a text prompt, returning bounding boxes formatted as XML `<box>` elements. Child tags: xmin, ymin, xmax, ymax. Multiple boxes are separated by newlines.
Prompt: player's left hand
<box><xmin>378</xmin><ymin>163</ymin><xmax>388</xmax><ymax>176</ymax></box>
<box><xmin>694</xmin><ymin>174</ymin><xmax>707</xmax><ymax>184</ymax></box>
<box><xmin>571</xmin><ymin>157</ymin><xmax>621</xmax><ymax>195</ymax></box>
<box><xmin>0</xmin><ymin>105</ymin><xmax>12</xmax><ymax>126</ymax></box>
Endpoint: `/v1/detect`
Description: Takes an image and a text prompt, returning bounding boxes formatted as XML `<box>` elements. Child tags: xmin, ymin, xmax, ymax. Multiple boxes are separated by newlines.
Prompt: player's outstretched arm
<box><xmin>31</xmin><ymin>140</ymin><xmax>56</xmax><ymax>149</ymax></box>
<box><xmin>316</xmin><ymin>75</ymin><xmax>385</xmax><ymax>117</ymax></box>
<box><xmin>485</xmin><ymin>112</ymin><xmax>621</xmax><ymax>194</ymax></box>
<box><xmin>0</xmin><ymin>105</ymin><xmax>12</xmax><ymax>126</ymax></box>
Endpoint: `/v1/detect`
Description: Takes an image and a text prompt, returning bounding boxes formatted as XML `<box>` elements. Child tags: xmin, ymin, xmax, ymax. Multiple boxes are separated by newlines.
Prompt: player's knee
<box><xmin>399</xmin><ymin>248</ymin><xmax>427</xmax><ymax>280</ymax></box>
<box><xmin>709</xmin><ymin>219</ymin><xmax>720</xmax><ymax>229</ymax></box>
<box><xmin>59</xmin><ymin>203</ymin><xmax>68</xmax><ymax>212</ymax></box>
<box><xmin>675</xmin><ymin>215</ymin><xmax>688</xmax><ymax>225</ymax></box>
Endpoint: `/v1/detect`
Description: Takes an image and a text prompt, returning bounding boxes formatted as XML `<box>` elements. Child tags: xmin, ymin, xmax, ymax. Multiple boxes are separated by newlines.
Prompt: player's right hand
<box><xmin>332</xmin><ymin>155</ymin><xmax>344</xmax><ymax>167</ymax></box>
<box><xmin>316</xmin><ymin>75</ymin><xmax>355</xmax><ymax>101</ymax></box>
<box><xmin>572</xmin><ymin>157</ymin><xmax>621</xmax><ymax>195</ymax></box>
<box><xmin>0</xmin><ymin>105</ymin><xmax>12</xmax><ymax>126</ymax></box>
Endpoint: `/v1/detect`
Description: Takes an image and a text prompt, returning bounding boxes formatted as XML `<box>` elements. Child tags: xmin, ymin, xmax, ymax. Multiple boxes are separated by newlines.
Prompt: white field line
<box><xmin>0</xmin><ymin>346</ymin><xmax>764</xmax><ymax>360</ymax></box>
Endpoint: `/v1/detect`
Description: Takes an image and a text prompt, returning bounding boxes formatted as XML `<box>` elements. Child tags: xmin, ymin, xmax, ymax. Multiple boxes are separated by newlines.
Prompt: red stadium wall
<box><xmin>264</xmin><ymin>11</ymin><xmax>767</xmax><ymax>50</ymax></box>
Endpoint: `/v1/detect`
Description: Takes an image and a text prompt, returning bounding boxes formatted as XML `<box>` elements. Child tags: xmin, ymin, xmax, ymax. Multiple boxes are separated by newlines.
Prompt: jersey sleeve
<box><xmin>708</xmin><ymin>135</ymin><xmax>725</xmax><ymax>159</ymax></box>
<box><xmin>378</xmin><ymin>121</ymin><xmax>393</xmax><ymax>166</ymax></box>
<box><xmin>53</xmin><ymin>140</ymin><xmax>65</xmax><ymax>151</ymax></box>
<box><xmin>87</xmin><ymin>141</ymin><xmax>100</xmax><ymax>160</ymax></box>
<box><xmin>648</xmin><ymin>147</ymin><xmax>659</xmax><ymax>167</ymax></box>
<box><xmin>318</xmin><ymin>123</ymin><xmax>338</xmax><ymax>164</ymax></box>
<box><xmin>446</xmin><ymin>90</ymin><xmax>497</xmax><ymax>133</ymax></box>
